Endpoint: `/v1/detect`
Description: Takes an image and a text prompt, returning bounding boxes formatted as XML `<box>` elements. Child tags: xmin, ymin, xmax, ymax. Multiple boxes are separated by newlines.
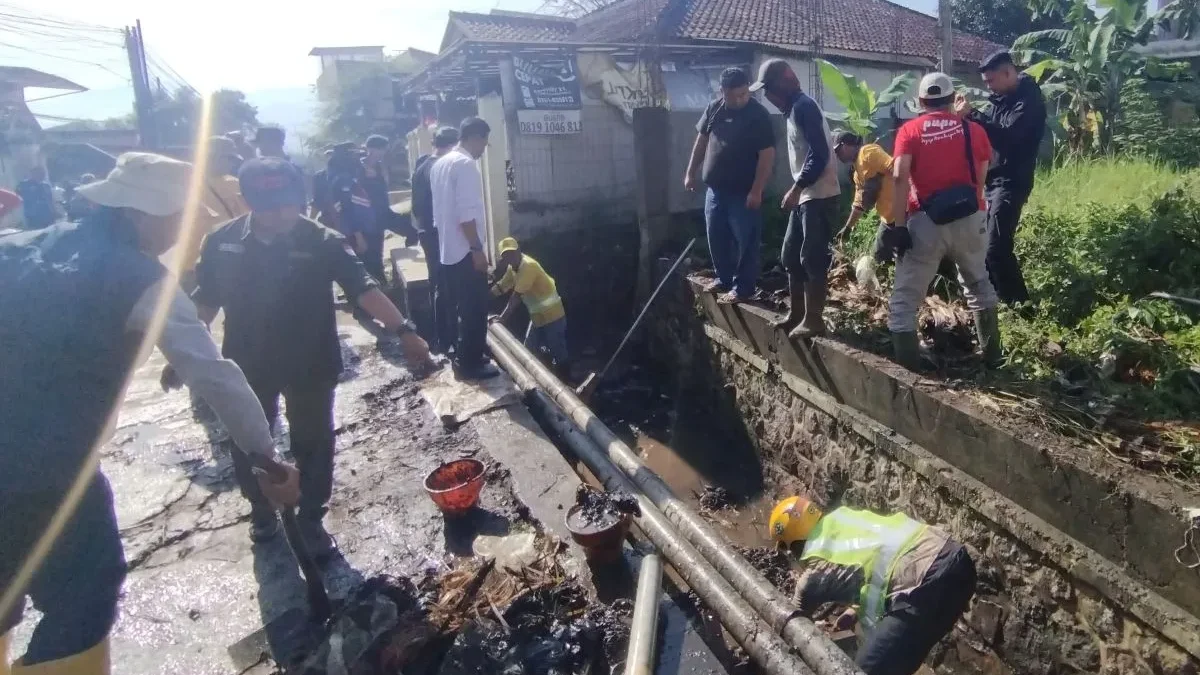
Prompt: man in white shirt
<box><xmin>429</xmin><ymin>117</ymin><xmax>499</xmax><ymax>379</ymax></box>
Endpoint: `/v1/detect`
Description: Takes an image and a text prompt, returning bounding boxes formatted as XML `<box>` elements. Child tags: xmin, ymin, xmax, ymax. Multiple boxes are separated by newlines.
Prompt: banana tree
<box><xmin>815</xmin><ymin>59</ymin><xmax>917</xmax><ymax>139</ymax></box>
<box><xmin>1014</xmin><ymin>0</ymin><xmax>1189</xmax><ymax>154</ymax></box>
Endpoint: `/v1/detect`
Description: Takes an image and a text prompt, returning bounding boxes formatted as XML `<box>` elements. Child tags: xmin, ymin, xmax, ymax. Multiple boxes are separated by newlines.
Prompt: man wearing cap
<box><xmin>751</xmin><ymin>59</ymin><xmax>841</xmax><ymax>338</ymax></box>
<box><xmin>189</xmin><ymin>157</ymin><xmax>432</xmax><ymax>554</ymax></box>
<box><xmin>489</xmin><ymin>237</ymin><xmax>569</xmax><ymax>372</ymax></box>
<box><xmin>327</xmin><ymin>142</ymin><xmax>387</xmax><ymax>283</ymax></box>
<box><xmin>887</xmin><ymin>73</ymin><xmax>1001</xmax><ymax>371</ymax></box>
<box><xmin>768</xmin><ymin>495</ymin><xmax>977</xmax><ymax>675</ymax></box>
<box><xmin>954</xmin><ymin>50</ymin><xmax>1046</xmax><ymax>307</ymax></box>
<box><xmin>684</xmin><ymin>67</ymin><xmax>776</xmax><ymax>304</ymax></box>
<box><xmin>176</xmin><ymin>136</ymin><xmax>250</xmax><ymax>291</ymax></box>
<box><xmin>832</xmin><ymin>131</ymin><xmax>898</xmax><ymax>264</ymax></box>
<box><xmin>430</xmin><ymin>117</ymin><xmax>499</xmax><ymax>380</ymax></box>
<box><xmin>0</xmin><ymin>152</ymin><xmax>300</xmax><ymax>673</ymax></box>
<box><xmin>411</xmin><ymin>126</ymin><xmax>460</xmax><ymax>353</ymax></box>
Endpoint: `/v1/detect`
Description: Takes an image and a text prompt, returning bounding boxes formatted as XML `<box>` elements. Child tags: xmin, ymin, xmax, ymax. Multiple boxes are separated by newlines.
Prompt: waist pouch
<box><xmin>921</xmin><ymin>185</ymin><xmax>979</xmax><ymax>225</ymax></box>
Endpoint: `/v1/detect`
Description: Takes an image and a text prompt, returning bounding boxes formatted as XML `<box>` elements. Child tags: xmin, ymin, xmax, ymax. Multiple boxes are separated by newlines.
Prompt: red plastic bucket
<box><xmin>565</xmin><ymin>505</ymin><xmax>632</xmax><ymax>564</ymax></box>
<box><xmin>424</xmin><ymin>458</ymin><xmax>487</xmax><ymax>516</ymax></box>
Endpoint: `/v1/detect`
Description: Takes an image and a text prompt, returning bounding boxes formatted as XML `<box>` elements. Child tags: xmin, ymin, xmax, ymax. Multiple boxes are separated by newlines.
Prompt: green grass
<box><xmin>1027</xmin><ymin>157</ymin><xmax>1200</xmax><ymax>215</ymax></box>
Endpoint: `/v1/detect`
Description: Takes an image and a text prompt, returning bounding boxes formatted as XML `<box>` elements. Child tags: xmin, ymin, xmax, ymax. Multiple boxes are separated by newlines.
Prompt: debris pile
<box><xmin>733</xmin><ymin>545</ymin><xmax>795</xmax><ymax>596</ymax></box>
<box><xmin>697</xmin><ymin>485</ymin><xmax>734</xmax><ymax>512</ymax></box>
<box><xmin>569</xmin><ymin>485</ymin><xmax>640</xmax><ymax>532</ymax></box>
<box><xmin>289</xmin><ymin>534</ymin><xmax>632</xmax><ymax>675</ymax></box>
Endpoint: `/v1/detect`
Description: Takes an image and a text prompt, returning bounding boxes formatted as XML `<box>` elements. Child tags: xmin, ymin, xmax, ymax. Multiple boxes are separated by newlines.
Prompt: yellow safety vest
<box><xmin>800</xmin><ymin>507</ymin><xmax>926</xmax><ymax>632</ymax></box>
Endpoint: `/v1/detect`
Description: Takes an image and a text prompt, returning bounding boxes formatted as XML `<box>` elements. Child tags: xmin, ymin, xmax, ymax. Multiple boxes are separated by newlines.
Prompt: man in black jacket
<box><xmin>956</xmin><ymin>50</ymin><xmax>1045</xmax><ymax>306</ymax></box>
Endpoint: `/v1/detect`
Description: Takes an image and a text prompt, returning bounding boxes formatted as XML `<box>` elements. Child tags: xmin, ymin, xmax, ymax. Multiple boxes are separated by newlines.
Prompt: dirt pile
<box><xmin>570</xmin><ymin>485</ymin><xmax>640</xmax><ymax>531</ymax></box>
<box><xmin>697</xmin><ymin>485</ymin><xmax>734</xmax><ymax>511</ymax></box>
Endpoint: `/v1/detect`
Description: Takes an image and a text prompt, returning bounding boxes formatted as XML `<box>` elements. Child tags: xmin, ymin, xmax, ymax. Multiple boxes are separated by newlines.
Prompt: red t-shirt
<box><xmin>0</xmin><ymin>189</ymin><xmax>21</xmax><ymax>221</ymax></box>
<box><xmin>894</xmin><ymin>111</ymin><xmax>992</xmax><ymax>215</ymax></box>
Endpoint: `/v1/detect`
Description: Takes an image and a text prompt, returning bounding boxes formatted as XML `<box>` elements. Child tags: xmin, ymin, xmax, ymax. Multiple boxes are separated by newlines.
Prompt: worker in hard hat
<box><xmin>769</xmin><ymin>496</ymin><xmax>977</xmax><ymax>675</ymax></box>
<box><xmin>489</xmin><ymin>237</ymin><xmax>569</xmax><ymax>372</ymax></box>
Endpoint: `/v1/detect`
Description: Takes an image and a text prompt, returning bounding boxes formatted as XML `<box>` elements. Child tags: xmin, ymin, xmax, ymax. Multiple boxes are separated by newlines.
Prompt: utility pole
<box><xmin>124</xmin><ymin>21</ymin><xmax>156</xmax><ymax>149</ymax></box>
<box><xmin>938</xmin><ymin>0</ymin><xmax>954</xmax><ymax>73</ymax></box>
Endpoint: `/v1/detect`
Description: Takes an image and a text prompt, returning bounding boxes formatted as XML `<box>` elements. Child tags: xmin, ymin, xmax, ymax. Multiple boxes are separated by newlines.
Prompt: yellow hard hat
<box><xmin>769</xmin><ymin>496</ymin><xmax>824</xmax><ymax>546</ymax></box>
<box><xmin>498</xmin><ymin>237</ymin><xmax>520</xmax><ymax>254</ymax></box>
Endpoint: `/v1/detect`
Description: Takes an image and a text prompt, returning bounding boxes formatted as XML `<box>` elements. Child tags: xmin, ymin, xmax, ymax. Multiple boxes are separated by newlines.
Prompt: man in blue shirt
<box><xmin>15</xmin><ymin>166</ymin><xmax>56</xmax><ymax>230</ymax></box>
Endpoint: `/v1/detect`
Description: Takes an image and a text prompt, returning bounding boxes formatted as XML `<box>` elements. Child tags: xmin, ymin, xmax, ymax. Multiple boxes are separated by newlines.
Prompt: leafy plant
<box><xmin>815</xmin><ymin>60</ymin><xmax>917</xmax><ymax>139</ymax></box>
<box><xmin>1014</xmin><ymin>0</ymin><xmax>1191</xmax><ymax>154</ymax></box>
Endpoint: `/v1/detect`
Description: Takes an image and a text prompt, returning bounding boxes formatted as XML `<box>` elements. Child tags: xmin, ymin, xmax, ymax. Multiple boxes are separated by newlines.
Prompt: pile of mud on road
<box><xmin>290</xmin><ymin>532</ymin><xmax>632</xmax><ymax>675</ymax></box>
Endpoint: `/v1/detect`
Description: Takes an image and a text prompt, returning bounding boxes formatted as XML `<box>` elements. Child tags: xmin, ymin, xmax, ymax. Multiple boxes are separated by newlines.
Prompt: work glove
<box><xmin>882</xmin><ymin>225</ymin><xmax>913</xmax><ymax>262</ymax></box>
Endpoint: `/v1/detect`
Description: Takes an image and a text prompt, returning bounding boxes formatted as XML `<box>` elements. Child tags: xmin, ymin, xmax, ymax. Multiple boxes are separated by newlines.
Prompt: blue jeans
<box><xmin>704</xmin><ymin>188</ymin><xmax>762</xmax><ymax>297</ymax></box>
<box><xmin>525</xmin><ymin>317</ymin><xmax>569</xmax><ymax>365</ymax></box>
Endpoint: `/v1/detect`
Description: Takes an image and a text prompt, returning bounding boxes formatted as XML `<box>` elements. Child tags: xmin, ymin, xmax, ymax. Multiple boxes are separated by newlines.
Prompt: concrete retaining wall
<box><xmin>649</xmin><ymin>276</ymin><xmax>1200</xmax><ymax>675</ymax></box>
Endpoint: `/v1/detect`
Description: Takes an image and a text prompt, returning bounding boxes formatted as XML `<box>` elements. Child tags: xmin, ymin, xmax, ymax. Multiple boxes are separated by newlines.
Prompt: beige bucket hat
<box><xmin>76</xmin><ymin>152</ymin><xmax>199</xmax><ymax>217</ymax></box>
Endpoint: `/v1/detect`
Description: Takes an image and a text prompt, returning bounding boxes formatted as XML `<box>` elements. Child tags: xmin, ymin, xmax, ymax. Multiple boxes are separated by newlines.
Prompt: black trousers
<box><xmin>856</xmin><ymin>543</ymin><xmax>977</xmax><ymax>675</ymax></box>
<box><xmin>419</xmin><ymin>229</ymin><xmax>455</xmax><ymax>353</ymax></box>
<box><xmin>361</xmin><ymin>231</ymin><xmax>387</xmax><ymax>286</ymax></box>
<box><xmin>985</xmin><ymin>182</ymin><xmax>1032</xmax><ymax>305</ymax></box>
<box><xmin>231</xmin><ymin>381</ymin><xmax>337</xmax><ymax>522</ymax></box>
<box><xmin>0</xmin><ymin>475</ymin><xmax>125</xmax><ymax>663</ymax></box>
<box><xmin>445</xmin><ymin>254</ymin><xmax>489</xmax><ymax>370</ymax></box>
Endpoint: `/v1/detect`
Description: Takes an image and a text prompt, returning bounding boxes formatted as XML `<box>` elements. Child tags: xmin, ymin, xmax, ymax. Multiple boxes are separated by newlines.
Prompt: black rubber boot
<box><xmin>790</xmin><ymin>282</ymin><xmax>828</xmax><ymax>339</ymax></box>
<box><xmin>891</xmin><ymin>331</ymin><xmax>921</xmax><ymax>372</ymax></box>
<box><xmin>772</xmin><ymin>275</ymin><xmax>804</xmax><ymax>331</ymax></box>
<box><xmin>974</xmin><ymin>308</ymin><xmax>1004</xmax><ymax>368</ymax></box>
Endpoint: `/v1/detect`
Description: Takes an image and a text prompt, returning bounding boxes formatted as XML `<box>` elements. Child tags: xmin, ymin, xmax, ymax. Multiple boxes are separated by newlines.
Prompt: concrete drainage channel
<box><xmin>618</xmin><ymin>274</ymin><xmax>1200</xmax><ymax>675</ymax></box>
<box><xmin>488</xmin><ymin>323</ymin><xmax>863</xmax><ymax>675</ymax></box>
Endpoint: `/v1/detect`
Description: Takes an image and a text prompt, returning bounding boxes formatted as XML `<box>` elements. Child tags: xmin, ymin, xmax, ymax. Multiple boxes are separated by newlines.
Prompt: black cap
<box><xmin>719</xmin><ymin>67</ymin><xmax>749</xmax><ymax>89</ymax></box>
<box><xmin>251</xmin><ymin>125</ymin><xmax>285</xmax><ymax>144</ymax></box>
<box><xmin>364</xmin><ymin>134</ymin><xmax>389</xmax><ymax>149</ymax></box>
<box><xmin>433</xmin><ymin>126</ymin><xmax>460</xmax><ymax>148</ymax></box>
<box><xmin>238</xmin><ymin>157</ymin><xmax>305</xmax><ymax>211</ymax></box>
<box><xmin>749</xmin><ymin>58</ymin><xmax>791</xmax><ymax>93</ymax></box>
<box><xmin>979</xmin><ymin>50</ymin><xmax>1015</xmax><ymax>73</ymax></box>
<box><xmin>832</xmin><ymin>130</ymin><xmax>863</xmax><ymax>148</ymax></box>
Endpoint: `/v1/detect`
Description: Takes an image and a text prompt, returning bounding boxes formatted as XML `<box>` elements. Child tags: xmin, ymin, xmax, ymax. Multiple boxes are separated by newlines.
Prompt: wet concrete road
<box><xmin>7</xmin><ymin>320</ymin><xmax>531</xmax><ymax>674</ymax></box>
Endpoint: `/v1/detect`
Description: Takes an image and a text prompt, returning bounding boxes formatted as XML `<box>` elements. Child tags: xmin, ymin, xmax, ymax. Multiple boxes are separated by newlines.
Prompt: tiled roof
<box><xmin>448</xmin><ymin>11</ymin><xmax>576</xmax><ymax>45</ymax></box>
<box><xmin>676</xmin><ymin>0</ymin><xmax>999</xmax><ymax>63</ymax></box>
<box><xmin>575</xmin><ymin>0</ymin><xmax>1000</xmax><ymax>64</ymax></box>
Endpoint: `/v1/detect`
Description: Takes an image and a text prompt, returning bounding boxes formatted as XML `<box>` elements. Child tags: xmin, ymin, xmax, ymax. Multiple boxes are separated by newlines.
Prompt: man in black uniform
<box><xmin>188</xmin><ymin>157</ymin><xmax>432</xmax><ymax>556</ymax></box>
<box><xmin>956</xmin><ymin>50</ymin><xmax>1046</xmax><ymax>306</ymax></box>
<box><xmin>411</xmin><ymin>126</ymin><xmax>459</xmax><ymax>354</ymax></box>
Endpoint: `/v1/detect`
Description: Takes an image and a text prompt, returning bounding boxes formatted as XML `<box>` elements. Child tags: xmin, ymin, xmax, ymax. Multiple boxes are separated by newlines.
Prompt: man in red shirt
<box><xmin>886</xmin><ymin>72</ymin><xmax>1001</xmax><ymax>371</ymax></box>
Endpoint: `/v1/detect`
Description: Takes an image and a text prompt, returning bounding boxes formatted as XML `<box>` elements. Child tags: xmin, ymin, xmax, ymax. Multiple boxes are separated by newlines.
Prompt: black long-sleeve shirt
<box><xmin>967</xmin><ymin>74</ymin><xmax>1046</xmax><ymax>189</ymax></box>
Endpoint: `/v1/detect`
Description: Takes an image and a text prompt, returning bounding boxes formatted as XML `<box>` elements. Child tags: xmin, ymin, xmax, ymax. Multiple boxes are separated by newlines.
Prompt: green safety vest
<box><xmin>800</xmin><ymin>507</ymin><xmax>927</xmax><ymax>631</ymax></box>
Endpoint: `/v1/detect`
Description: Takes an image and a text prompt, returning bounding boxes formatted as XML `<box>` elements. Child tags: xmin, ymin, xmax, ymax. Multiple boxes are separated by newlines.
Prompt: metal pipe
<box><xmin>490</xmin><ymin>337</ymin><xmax>817</xmax><ymax>675</ymax></box>
<box><xmin>625</xmin><ymin>554</ymin><xmax>662</xmax><ymax>675</ymax></box>
<box><xmin>489</xmin><ymin>324</ymin><xmax>863</xmax><ymax>675</ymax></box>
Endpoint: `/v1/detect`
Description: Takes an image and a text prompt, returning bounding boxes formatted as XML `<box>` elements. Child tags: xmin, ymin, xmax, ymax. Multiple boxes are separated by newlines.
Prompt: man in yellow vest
<box><xmin>489</xmin><ymin>237</ymin><xmax>568</xmax><ymax>371</ymax></box>
<box><xmin>177</xmin><ymin>136</ymin><xmax>249</xmax><ymax>290</ymax></box>
<box><xmin>769</xmin><ymin>496</ymin><xmax>977</xmax><ymax>675</ymax></box>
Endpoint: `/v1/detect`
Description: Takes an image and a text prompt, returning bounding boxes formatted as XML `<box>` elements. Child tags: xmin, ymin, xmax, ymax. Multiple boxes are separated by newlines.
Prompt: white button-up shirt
<box><xmin>429</xmin><ymin>147</ymin><xmax>486</xmax><ymax>266</ymax></box>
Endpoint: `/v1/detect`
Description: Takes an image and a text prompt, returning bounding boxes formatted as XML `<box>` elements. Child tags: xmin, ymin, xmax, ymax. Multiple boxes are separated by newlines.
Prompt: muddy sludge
<box><xmin>288</xmin><ymin>533</ymin><xmax>633</xmax><ymax>675</ymax></box>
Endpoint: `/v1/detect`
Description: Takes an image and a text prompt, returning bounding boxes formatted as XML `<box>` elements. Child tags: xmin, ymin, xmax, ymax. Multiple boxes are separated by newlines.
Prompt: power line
<box><xmin>0</xmin><ymin>39</ymin><xmax>130</xmax><ymax>81</ymax></box>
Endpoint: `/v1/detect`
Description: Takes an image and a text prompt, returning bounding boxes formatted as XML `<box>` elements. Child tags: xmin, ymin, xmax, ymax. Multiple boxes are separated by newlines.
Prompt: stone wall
<box><xmin>647</xmin><ymin>275</ymin><xmax>1200</xmax><ymax>675</ymax></box>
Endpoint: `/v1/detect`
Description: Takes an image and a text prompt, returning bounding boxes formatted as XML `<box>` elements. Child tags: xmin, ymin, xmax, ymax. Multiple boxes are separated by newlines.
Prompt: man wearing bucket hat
<box><xmin>769</xmin><ymin>496</ymin><xmax>977</xmax><ymax>675</ymax></box>
<box><xmin>489</xmin><ymin>237</ymin><xmax>569</xmax><ymax>372</ymax></box>
<box><xmin>187</xmin><ymin>156</ymin><xmax>433</xmax><ymax>556</ymax></box>
<box><xmin>0</xmin><ymin>152</ymin><xmax>300</xmax><ymax>674</ymax></box>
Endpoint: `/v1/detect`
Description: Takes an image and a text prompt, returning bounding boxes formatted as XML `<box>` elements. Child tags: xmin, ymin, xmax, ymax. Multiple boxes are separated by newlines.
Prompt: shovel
<box><xmin>576</xmin><ymin>239</ymin><xmax>696</xmax><ymax>401</ymax></box>
<box><xmin>227</xmin><ymin>506</ymin><xmax>332</xmax><ymax>671</ymax></box>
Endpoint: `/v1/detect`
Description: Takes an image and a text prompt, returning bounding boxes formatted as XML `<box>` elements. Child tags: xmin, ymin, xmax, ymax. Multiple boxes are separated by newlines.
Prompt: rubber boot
<box><xmin>974</xmin><ymin>307</ymin><xmax>1004</xmax><ymax>368</ymax></box>
<box><xmin>771</xmin><ymin>275</ymin><xmax>804</xmax><ymax>331</ymax></box>
<box><xmin>11</xmin><ymin>637</ymin><xmax>110</xmax><ymax>675</ymax></box>
<box><xmin>891</xmin><ymin>331</ymin><xmax>921</xmax><ymax>372</ymax></box>
<box><xmin>789</xmin><ymin>283</ymin><xmax>828</xmax><ymax>339</ymax></box>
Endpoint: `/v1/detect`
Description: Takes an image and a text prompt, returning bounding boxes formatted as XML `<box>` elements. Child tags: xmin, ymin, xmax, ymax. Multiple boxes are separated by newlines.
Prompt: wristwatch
<box><xmin>395</xmin><ymin>319</ymin><xmax>418</xmax><ymax>335</ymax></box>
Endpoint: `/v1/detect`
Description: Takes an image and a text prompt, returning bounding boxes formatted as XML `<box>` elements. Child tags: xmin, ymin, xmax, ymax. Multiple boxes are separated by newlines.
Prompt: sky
<box><xmin>12</xmin><ymin>0</ymin><xmax>936</xmax><ymax>124</ymax></box>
